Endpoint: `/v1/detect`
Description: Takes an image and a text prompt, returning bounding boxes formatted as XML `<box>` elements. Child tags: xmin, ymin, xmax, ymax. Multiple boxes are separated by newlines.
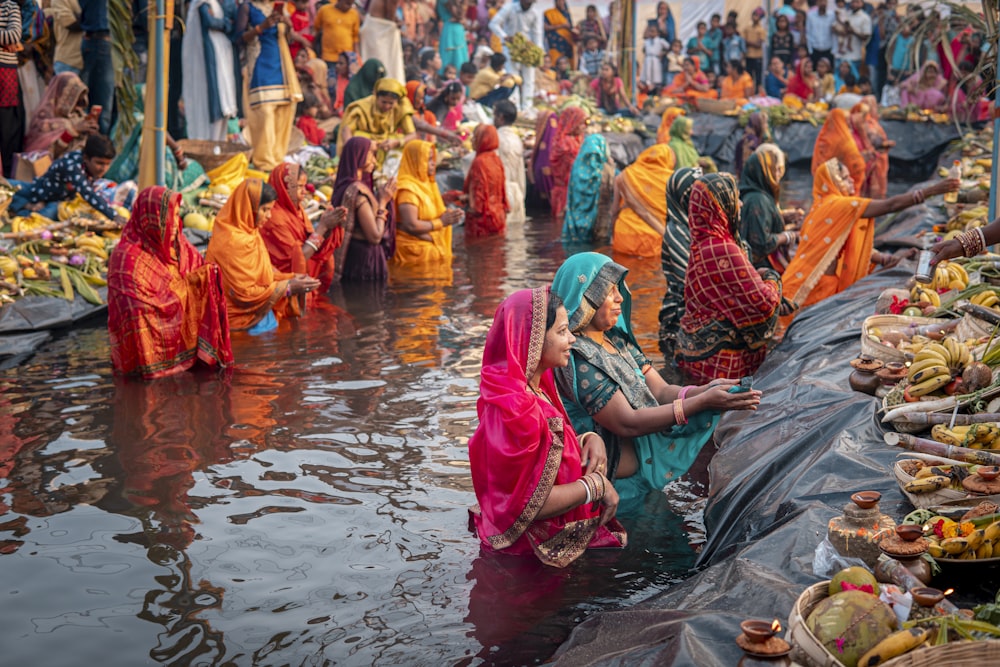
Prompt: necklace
<box><xmin>528</xmin><ymin>383</ymin><xmax>551</xmax><ymax>404</ymax></box>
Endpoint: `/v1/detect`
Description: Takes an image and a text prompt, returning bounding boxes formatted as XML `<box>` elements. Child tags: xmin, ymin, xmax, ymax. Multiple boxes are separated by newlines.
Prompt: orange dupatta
<box><xmin>393</xmin><ymin>139</ymin><xmax>453</xmax><ymax>267</ymax></box>
<box><xmin>612</xmin><ymin>144</ymin><xmax>676</xmax><ymax>257</ymax></box>
<box><xmin>656</xmin><ymin>107</ymin><xmax>685</xmax><ymax>144</ymax></box>
<box><xmin>205</xmin><ymin>179</ymin><xmax>295</xmax><ymax>330</ymax></box>
<box><xmin>810</xmin><ymin>108</ymin><xmax>867</xmax><ymax>192</ymax></box>
<box><xmin>781</xmin><ymin>159</ymin><xmax>872</xmax><ymax>321</ymax></box>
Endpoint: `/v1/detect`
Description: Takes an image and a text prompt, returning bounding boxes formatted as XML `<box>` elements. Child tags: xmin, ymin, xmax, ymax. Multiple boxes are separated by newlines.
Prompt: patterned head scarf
<box><xmin>690</xmin><ymin>172</ymin><xmax>741</xmax><ymax>240</ymax></box>
<box><xmin>750</xmin><ymin>143</ymin><xmax>785</xmax><ymax>197</ymax></box>
<box><xmin>665</xmin><ymin>166</ymin><xmax>702</xmax><ymax>232</ymax></box>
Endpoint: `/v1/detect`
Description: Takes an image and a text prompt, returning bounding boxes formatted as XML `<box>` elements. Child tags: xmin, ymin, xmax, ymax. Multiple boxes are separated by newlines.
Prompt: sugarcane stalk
<box><xmin>884</xmin><ymin>432</ymin><xmax>1000</xmax><ymax>465</ymax></box>
<box><xmin>898</xmin><ymin>412</ymin><xmax>1000</xmax><ymax>425</ymax></box>
<box><xmin>959</xmin><ymin>302</ymin><xmax>1000</xmax><ymax>327</ymax></box>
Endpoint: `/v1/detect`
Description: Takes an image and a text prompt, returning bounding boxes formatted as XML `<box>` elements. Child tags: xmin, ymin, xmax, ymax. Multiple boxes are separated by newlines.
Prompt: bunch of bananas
<box><xmin>909</xmin><ymin>285</ymin><xmax>940</xmax><ymax>308</ymax></box>
<box><xmin>507</xmin><ymin>33</ymin><xmax>544</xmax><ymax>67</ymax></box>
<box><xmin>0</xmin><ymin>255</ymin><xmax>17</xmax><ymax>279</ymax></box>
<box><xmin>925</xmin><ymin>260</ymin><xmax>969</xmax><ymax>292</ymax></box>
<box><xmin>906</xmin><ymin>338</ymin><xmax>972</xmax><ymax>397</ymax></box>
<box><xmin>925</xmin><ymin>516</ymin><xmax>1000</xmax><ymax>560</ymax></box>
<box><xmin>971</xmin><ymin>290</ymin><xmax>1000</xmax><ymax>310</ymax></box>
<box><xmin>72</xmin><ymin>234</ymin><xmax>109</xmax><ymax>261</ymax></box>
<box><xmin>945</xmin><ymin>204</ymin><xmax>988</xmax><ymax>232</ymax></box>
<box><xmin>8</xmin><ymin>213</ymin><xmax>54</xmax><ymax>234</ymax></box>
<box><xmin>931</xmin><ymin>423</ymin><xmax>1000</xmax><ymax>449</ymax></box>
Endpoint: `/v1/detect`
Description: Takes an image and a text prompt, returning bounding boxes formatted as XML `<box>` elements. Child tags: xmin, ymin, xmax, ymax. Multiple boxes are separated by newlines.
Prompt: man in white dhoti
<box><xmin>493</xmin><ymin>100</ymin><xmax>526</xmax><ymax>223</ymax></box>
<box><xmin>360</xmin><ymin>0</ymin><xmax>405</xmax><ymax>83</ymax></box>
<box><xmin>488</xmin><ymin>0</ymin><xmax>542</xmax><ymax>111</ymax></box>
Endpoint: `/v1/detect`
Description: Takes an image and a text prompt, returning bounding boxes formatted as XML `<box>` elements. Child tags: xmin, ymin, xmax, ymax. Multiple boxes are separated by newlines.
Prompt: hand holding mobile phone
<box><xmin>728</xmin><ymin>376</ymin><xmax>753</xmax><ymax>394</ymax></box>
<box><xmin>88</xmin><ymin>105</ymin><xmax>102</xmax><ymax>122</ymax></box>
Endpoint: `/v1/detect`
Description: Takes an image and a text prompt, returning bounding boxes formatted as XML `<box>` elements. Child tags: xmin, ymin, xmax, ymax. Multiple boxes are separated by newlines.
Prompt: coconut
<box><xmin>806</xmin><ymin>590</ymin><xmax>897</xmax><ymax>667</ymax></box>
<box><xmin>829</xmin><ymin>567</ymin><xmax>879</xmax><ymax>598</ymax></box>
<box><xmin>962</xmin><ymin>362</ymin><xmax>993</xmax><ymax>393</ymax></box>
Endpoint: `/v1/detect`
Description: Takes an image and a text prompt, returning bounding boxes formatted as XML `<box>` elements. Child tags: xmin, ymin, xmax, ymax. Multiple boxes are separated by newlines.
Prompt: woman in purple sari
<box><xmin>529</xmin><ymin>109</ymin><xmax>559</xmax><ymax>202</ymax></box>
<box><xmin>332</xmin><ymin>137</ymin><xmax>399</xmax><ymax>282</ymax></box>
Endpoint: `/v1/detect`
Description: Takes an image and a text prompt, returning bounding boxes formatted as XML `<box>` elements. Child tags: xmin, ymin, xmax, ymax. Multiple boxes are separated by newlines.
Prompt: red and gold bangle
<box><xmin>591</xmin><ymin>472</ymin><xmax>605</xmax><ymax>502</ymax></box>
<box><xmin>673</xmin><ymin>398</ymin><xmax>688</xmax><ymax>425</ymax></box>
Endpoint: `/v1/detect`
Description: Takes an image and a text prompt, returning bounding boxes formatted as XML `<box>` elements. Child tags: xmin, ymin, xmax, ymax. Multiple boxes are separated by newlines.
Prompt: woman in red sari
<box><xmin>107</xmin><ymin>186</ymin><xmax>233</xmax><ymax>379</ymax></box>
<box><xmin>463</xmin><ymin>124</ymin><xmax>508</xmax><ymax>238</ymax></box>
<box><xmin>676</xmin><ymin>173</ymin><xmax>782</xmax><ymax>383</ymax></box>
<box><xmin>548</xmin><ymin>105</ymin><xmax>587</xmax><ymax>223</ymax></box>
<box><xmin>785</xmin><ymin>57</ymin><xmax>817</xmax><ymax>102</ymax></box>
<box><xmin>261</xmin><ymin>163</ymin><xmax>346</xmax><ymax>294</ymax></box>
<box><xmin>856</xmin><ymin>96</ymin><xmax>893</xmax><ymax>199</ymax></box>
<box><xmin>469</xmin><ymin>286</ymin><xmax>626</xmax><ymax>567</ymax></box>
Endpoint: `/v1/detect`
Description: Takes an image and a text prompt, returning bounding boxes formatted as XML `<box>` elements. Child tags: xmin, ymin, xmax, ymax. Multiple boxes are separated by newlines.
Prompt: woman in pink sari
<box><xmin>469</xmin><ymin>287</ymin><xmax>627</xmax><ymax>567</ymax></box>
<box><xmin>900</xmin><ymin>61</ymin><xmax>947</xmax><ymax>110</ymax></box>
<box><xmin>23</xmin><ymin>72</ymin><xmax>95</xmax><ymax>157</ymax></box>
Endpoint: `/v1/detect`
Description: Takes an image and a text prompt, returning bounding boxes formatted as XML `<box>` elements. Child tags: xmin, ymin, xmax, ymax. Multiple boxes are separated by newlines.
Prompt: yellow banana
<box><xmin>977</xmin><ymin>541</ymin><xmax>994</xmax><ymax>559</ymax></box>
<box><xmin>913</xmin><ymin>348</ymin><xmax>949</xmax><ymax>366</ymax></box>
<box><xmin>931</xmin><ymin>425</ymin><xmax>969</xmax><ymax>446</ymax></box>
<box><xmin>927</xmin><ymin>541</ymin><xmax>945</xmax><ymax>558</ymax></box>
<box><xmin>904</xmin><ymin>475</ymin><xmax>952</xmax><ymax>493</ymax></box>
<box><xmin>944</xmin><ymin>338</ymin><xmax>960</xmax><ymax>366</ymax></box>
<box><xmin>857</xmin><ymin>627</ymin><xmax>932</xmax><ymax>667</ymax></box>
<box><xmin>907</xmin><ymin>373</ymin><xmax>952</xmax><ymax>397</ymax></box>
<box><xmin>907</xmin><ymin>357</ymin><xmax>949</xmax><ymax>378</ymax></box>
<box><xmin>967</xmin><ymin>528</ymin><xmax>987</xmax><ymax>551</ymax></box>
<box><xmin>951</xmin><ymin>262</ymin><xmax>970</xmax><ymax>283</ymax></box>
<box><xmin>941</xmin><ymin>536</ymin><xmax>970</xmax><ymax>555</ymax></box>
<box><xmin>908</xmin><ymin>364</ymin><xmax>950</xmax><ymax>384</ymax></box>
<box><xmin>984</xmin><ymin>521</ymin><xmax>1000</xmax><ymax>543</ymax></box>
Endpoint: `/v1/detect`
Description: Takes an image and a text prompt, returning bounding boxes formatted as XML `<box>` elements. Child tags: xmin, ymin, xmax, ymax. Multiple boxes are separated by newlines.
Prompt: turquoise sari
<box><xmin>562</xmin><ymin>134</ymin><xmax>610</xmax><ymax>243</ymax></box>
<box><xmin>437</xmin><ymin>0</ymin><xmax>469</xmax><ymax>72</ymax></box>
<box><xmin>552</xmin><ymin>252</ymin><xmax>720</xmax><ymax>503</ymax></box>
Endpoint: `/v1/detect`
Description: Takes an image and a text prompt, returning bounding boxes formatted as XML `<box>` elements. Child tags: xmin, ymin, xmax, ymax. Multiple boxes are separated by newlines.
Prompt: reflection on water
<box><xmin>1</xmin><ymin>196</ymin><xmax>791</xmax><ymax>665</ymax></box>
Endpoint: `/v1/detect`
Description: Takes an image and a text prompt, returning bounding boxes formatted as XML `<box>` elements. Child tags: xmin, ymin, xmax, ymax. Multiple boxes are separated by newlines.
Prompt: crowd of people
<box><xmin>1</xmin><ymin>0</ymin><xmax>994</xmax><ymax>568</ymax></box>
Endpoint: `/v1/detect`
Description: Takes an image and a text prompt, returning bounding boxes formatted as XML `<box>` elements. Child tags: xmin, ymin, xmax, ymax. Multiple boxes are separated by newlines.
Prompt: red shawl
<box><xmin>262</xmin><ymin>162</ymin><xmax>344</xmax><ymax>292</ymax></box>
<box><xmin>463</xmin><ymin>124</ymin><xmax>508</xmax><ymax>238</ymax></box>
<box><xmin>107</xmin><ymin>186</ymin><xmax>233</xmax><ymax>379</ymax></box>
<box><xmin>468</xmin><ymin>287</ymin><xmax>626</xmax><ymax>567</ymax></box>
<box><xmin>548</xmin><ymin>106</ymin><xmax>587</xmax><ymax>221</ymax></box>
<box><xmin>785</xmin><ymin>60</ymin><xmax>815</xmax><ymax>101</ymax></box>
<box><xmin>679</xmin><ymin>175</ymin><xmax>781</xmax><ymax>362</ymax></box>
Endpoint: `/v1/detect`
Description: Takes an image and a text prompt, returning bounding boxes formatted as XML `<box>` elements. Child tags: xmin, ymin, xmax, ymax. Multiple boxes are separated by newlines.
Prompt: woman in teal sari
<box><xmin>562</xmin><ymin>134</ymin><xmax>614</xmax><ymax>243</ymax></box>
<box><xmin>437</xmin><ymin>0</ymin><xmax>468</xmax><ymax>74</ymax></box>
<box><xmin>551</xmin><ymin>252</ymin><xmax>762</xmax><ymax>502</ymax></box>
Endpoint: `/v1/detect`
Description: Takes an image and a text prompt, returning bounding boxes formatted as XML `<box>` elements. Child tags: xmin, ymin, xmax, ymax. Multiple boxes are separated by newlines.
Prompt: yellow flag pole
<box><xmin>138</xmin><ymin>0</ymin><xmax>172</xmax><ymax>187</ymax></box>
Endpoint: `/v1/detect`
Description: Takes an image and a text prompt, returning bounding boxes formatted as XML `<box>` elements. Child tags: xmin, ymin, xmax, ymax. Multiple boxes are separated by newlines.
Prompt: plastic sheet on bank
<box><xmin>550</xmin><ymin>262</ymin><xmax>925</xmax><ymax>665</ymax></box>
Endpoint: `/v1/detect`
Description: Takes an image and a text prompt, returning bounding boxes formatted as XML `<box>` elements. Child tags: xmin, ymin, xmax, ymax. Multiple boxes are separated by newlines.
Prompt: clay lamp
<box><xmin>850</xmin><ymin>491</ymin><xmax>881</xmax><ymax>510</ymax></box>
<box><xmin>896</xmin><ymin>524</ymin><xmax>925</xmax><ymax>542</ymax></box>
<box><xmin>978</xmin><ymin>466</ymin><xmax>1000</xmax><ymax>482</ymax></box>
<box><xmin>911</xmin><ymin>587</ymin><xmax>947</xmax><ymax>608</ymax></box>
<box><xmin>876</xmin><ymin>362</ymin><xmax>908</xmax><ymax>386</ymax></box>
<box><xmin>736</xmin><ymin>619</ymin><xmax>791</xmax><ymax>661</ymax></box>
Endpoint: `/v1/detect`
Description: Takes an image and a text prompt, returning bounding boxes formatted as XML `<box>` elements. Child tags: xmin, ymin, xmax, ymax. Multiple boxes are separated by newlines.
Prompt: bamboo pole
<box><xmin>884</xmin><ymin>431</ymin><xmax>1000</xmax><ymax>465</ymax></box>
<box><xmin>138</xmin><ymin>0</ymin><xmax>172</xmax><ymax>187</ymax></box>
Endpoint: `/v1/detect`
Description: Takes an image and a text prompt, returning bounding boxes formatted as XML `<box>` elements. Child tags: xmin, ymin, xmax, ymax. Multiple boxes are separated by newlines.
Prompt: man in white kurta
<box><xmin>488</xmin><ymin>0</ymin><xmax>542</xmax><ymax>110</ymax></box>
<box><xmin>493</xmin><ymin>100</ymin><xmax>526</xmax><ymax>223</ymax></box>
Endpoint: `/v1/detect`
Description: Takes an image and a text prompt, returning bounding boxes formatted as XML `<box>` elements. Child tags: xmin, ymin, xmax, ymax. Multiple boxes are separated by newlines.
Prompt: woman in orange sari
<box><xmin>205</xmin><ymin>179</ymin><xmax>320</xmax><ymax>333</ymax></box>
<box><xmin>662</xmin><ymin>56</ymin><xmax>717</xmax><ymax>103</ymax></box>
<box><xmin>392</xmin><ymin>139</ymin><xmax>462</xmax><ymax>269</ymax></box>
<box><xmin>782</xmin><ymin>159</ymin><xmax>958</xmax><ymax>320</ymax></box>
<box><xmin>261</xmin><ymin>163</ymin><xmax>346</xmax><ymax>294</ymax></box>
<box><xmin>857</xmin><ymin>96</ymin><xmax>894</xmax><ymax>199</ymax></box>
<box><xmin>810</xmin><ymin>108</ymin><xmax>868</xmax><ymax>193</ymax></box>
<box><xmin>719</xmin><ymin>60</ymin><xmax>754</xmax><ymax>103</ymax></box>
<box><xmin>549</xmin><ymin>106</ymin><xmax>587</xmax><ymax>222</ymax></box>
<box><xmin>463</xmin><ymin>124</ymin><xmax>508</xmax><ymax>238</ymax></box>
<box><xmin>610</xmin><ymin>143</ymin><xmax>676</xmax><ymax>257</ymax></box>
<box><xmin>108</xmin><ymin>186</ymin><xmax>233</xmax><ymax>379</ymax></box>
<box><xmin>655</xmin><ymin>106</ymin><xmax>685</xmax><ymax>144</ymax></box>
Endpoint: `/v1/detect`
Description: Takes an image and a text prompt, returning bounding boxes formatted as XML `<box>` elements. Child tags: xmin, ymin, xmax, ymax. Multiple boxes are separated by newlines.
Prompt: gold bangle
<box><xmin>431</xmin><ymin>218</ymin><xmax>443</xmax><ymax>230</ymax></box>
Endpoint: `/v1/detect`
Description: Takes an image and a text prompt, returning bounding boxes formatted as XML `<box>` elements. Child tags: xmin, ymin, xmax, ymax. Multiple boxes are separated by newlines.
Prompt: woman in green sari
<box><xmin>739</xmin><ymin>143</ymin><xmax>799</xmax><ymax>271</ymax></box>
<box><xmin>668</xmin><ymin>116</ymin><xmax>700</xmax><ymax>168</ymax></box>
<box><xmin>551</xmin><ymin>252</ymin><xmax>761</xmax><ymax>502</ymax></box>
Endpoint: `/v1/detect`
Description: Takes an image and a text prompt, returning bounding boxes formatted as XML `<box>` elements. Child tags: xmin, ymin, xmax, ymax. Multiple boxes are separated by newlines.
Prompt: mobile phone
<box><xmin>88</xmin><ymin>105</ymin><xmax>102</xmax><ymax>121</ymax></box>
<box><xmin>729</xmin><ymin>376</ymin><xmax>754</xmax><ymax>393</ymax></box>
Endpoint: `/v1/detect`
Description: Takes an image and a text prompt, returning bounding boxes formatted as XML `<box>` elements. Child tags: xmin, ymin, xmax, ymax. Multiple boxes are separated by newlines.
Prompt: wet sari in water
<box><xmin>392</xmin><ymin>139</ymin><xmax>452</xmax><ymax>266</ymax></box>
<box><xmin>781</xmin><ymin>158</ymin><xmax>873</xmax><ymax>320</ymax></box>
<box><xmin>261</xmin><ymin>162</ymin><xmax>344</xmax><ymax>292</ymax></box>
<box><xmin>612</xmin><ymin>143</ymin><xmax>676</xmax><ymax>258</ymax></box>
<box><xmin>562</xmin><ymin>133</ymin><xmax>611</xmax><ymax>243</ymax></box>
<box><xmin>469</xmin><ymin>286</ymin><xmax>627</xmax><ymax>567</ymax></box>
<box><xmin>529</xmin><ymin>109</ymin><xmax>559</xmax><ymax>199</ymax></box>
<box><xmin>552</xmin><ymin>253</ymin><xmax>720</xmax><ymax>501</ymax></box>
<box><xmin>332</xmin><ymin>137</ymin><xmax>396</xmax><ymax>282</ymax></box>
<box><xmin>677</xmin><ymin>174</ymin><xmax>781</xmax><ymax>383</ymax></box>
<box><xmin>205</xmin><ymin>179</ymin><xmax>296</xmax><ymax>329</ymax></box>
<box><xmin>548</xmin><ymin>106</ymin><xmax>587</xmax><ymax>221</ymax></box>
<box><xmin>464</xmin><ymin>124</ymin><xmax>508</xmax><ymax>238</ymax></box>
<box><xmin>108</xmin><ymin>186</ymin><xmax>233</xmax><ymax>379</ymax></box>
<box><xmin>658</xmin><ymin>167</ymin><xmax>700</xmax><ymax>358</ymax></box>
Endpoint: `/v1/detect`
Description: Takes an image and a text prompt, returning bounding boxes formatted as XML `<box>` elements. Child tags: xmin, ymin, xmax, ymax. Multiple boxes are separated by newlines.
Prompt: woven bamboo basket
<box><xmin>882</xmin><ymin>384</ymin><xmax>927</xmax><ymax>434</ymax></box>
<box><xmin>787</xmin><ymin>581</ymin><xmax>844</xmax><ymax>667</ymax></box>
<box><xmin>178</xmin><ymin>139</ymin><xmax>252</xmax><ymax>172</ymax></box>
<box><xmin>881</xmin><ymin>640</ymin><xmax>1000</xmax><ymax>666</ymax></box>
<box><xmin>894</xmin><ymin>458</ymin><xmax>987</xmax><ymax>508</ymax></box>
<box><xmin>862</xmin><ymin>315</ymin><xmax>952</xmax><ymax>364</ymax></box>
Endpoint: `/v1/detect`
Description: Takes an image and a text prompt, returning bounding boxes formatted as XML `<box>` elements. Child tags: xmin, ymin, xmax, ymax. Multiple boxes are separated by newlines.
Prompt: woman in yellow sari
<box><xmin>610</xmin><ymin>143</ymin><xmax>676</xmax><ymax>258</ymax></box>
<box><xmin>392</xmin><ymin>139</ymin><xmax>463</xmax><ymax>273</ymax></box>
<box><xmin>781</xmin><ymin>159</ymin><xmax>958</xmax><ymax>323</ymax></box>
<box><xmin>205</xmin><ymin>179</ymin><xmax>320</xmax><ymax>333</ymax></box>
<box><xmin>338</xmin><ymin>78</ymin><xmax>417</xmax><ymax>161</ymax></box>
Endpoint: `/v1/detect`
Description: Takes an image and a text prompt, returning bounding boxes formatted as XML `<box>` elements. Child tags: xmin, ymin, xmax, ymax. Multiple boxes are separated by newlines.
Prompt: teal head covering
<box><xmin>343</xmin><ymin>58</ymin><xmax>387</xmax><ymax>109</ymax></box>
<box><xmin>562</xmin><ymin>135</ymin><xmax>610</xmax><ymax>243</ymax></box>
<box><xmin>551</xmin><ymin>252</ymin><xmax>634</xmax><ymax>338</ymax></box>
